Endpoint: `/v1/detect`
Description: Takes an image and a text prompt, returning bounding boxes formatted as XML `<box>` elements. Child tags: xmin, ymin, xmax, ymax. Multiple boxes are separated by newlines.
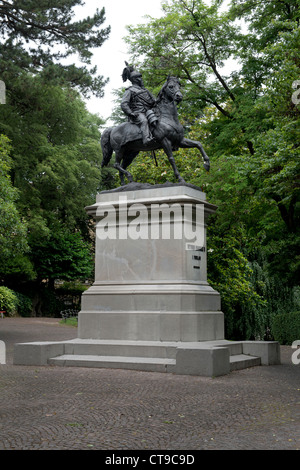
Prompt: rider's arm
<box><xmin>121</xmin><ymin>89</ymin><xmax>136</xmax><ymax>118</ymax></box>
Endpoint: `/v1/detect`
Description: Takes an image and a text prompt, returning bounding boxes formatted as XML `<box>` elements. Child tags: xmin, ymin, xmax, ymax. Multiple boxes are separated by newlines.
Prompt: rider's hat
<box><xmin>122</xmin><ymin>62</ymin><xmax>142</xmax><ymax>83</ymax></box>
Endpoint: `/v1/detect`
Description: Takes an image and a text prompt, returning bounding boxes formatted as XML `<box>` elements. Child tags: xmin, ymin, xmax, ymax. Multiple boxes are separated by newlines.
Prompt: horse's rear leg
<box><xmin>114</xmin><ymin>163</ymin><xmax>133</xmax><ymax>185</ymax></box>
<box><xmin>114</xmin><ymin>151</ymin><xmax>134</xmax><ymax>185</ymax></box>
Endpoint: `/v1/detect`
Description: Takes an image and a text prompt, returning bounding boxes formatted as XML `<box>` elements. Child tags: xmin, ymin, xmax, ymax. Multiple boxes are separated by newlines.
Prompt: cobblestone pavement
<box><xmin>0</xmin><ymin>317</ymin><xmax>299</xmax><ymax>451</ymax></box>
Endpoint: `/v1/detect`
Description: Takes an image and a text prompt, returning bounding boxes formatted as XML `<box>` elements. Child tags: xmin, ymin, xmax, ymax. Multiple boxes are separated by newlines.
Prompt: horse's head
<box><xmin>158</xmin><ymin>76</ymin><xmax>183</xmax><ymax>104</ymax></box>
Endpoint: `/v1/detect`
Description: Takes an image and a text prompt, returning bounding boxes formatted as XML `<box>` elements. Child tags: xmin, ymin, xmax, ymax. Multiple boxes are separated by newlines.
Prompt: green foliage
<box><xmin>119</xmin><ymin>0</ymin><xmax>300</xmax><ymax>340</ymax></box>
<box><xmin>0</xmin><ymin>79</ymin><xmax>103</xmax><ymax>224</ymax></box>
<box><xmin>0</xmin><ymin>134</ymin><xmax>29</xmax><ymax>261</ymax></box>
<box><xmin>207</xmin><ymin>230</ymin><xmax>266</xmax><ymax>340</ymax></box>
<box><xmin>0</xmin><ymin>1</ymin><xmax>109</xmax><ymax>291</ymax></box>
<box><xmin>30</xmin><ymin>228</ymin><xmax>94</xmax><ymax>283</ymax></box>
<box><xmin>56</xmin><ymin>281</ymin><xmax>88</xmax><ymax>296</ymax></box>
<box><xmin>0</xmin><ymin>286</ymin><xmax>18</xmax><ymax>315</ymax></box>
<box><xmin>1</xmin><ymin>0</ymin><xmax>298</xmax><ymax>341</ymax></box>
<box><xmin>272</xmin><ymin>311</ymin><xmax>300</xmax><ymax>345</ymax></box>
<box><xmin>0</xmin><ymin>0</ymin><xmax>111</xmax><ymax>315</ymax></box>
<box><xmin>0</xmin><ymin>79</ymin><xmax>102</xmax><ymax>286</ymax></box>
<box><xmin>0</xmin><ymin>0</ymin><xmax>110</xmax><ymax>98</ymax></box>
<box><xmin>15</xmin><ymin>292</ymin><xmax>33</xmax><ymax>317</ymax></box>
<box><xmin>130</xmin><ymin>150</ymin><xmax>208</xmax><ymax>188</ymax></box>
<box><xmin>0</xmin><ymin>287</ymin><xmax>34</xmax><ymax>317</ymax></box>
<box><xmin>245</xmin><ymin>23</ymin><xmax>300</xmax><ymax>236</ymax></box>
<box><xmin>0</xmin><ymin>255</ymin><xmax>36</xmax><ymax>285</ymax></box>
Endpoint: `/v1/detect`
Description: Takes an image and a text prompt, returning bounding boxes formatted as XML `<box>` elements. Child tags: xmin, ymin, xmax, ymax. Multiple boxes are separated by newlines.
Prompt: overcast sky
<box><xmin>78</xmin><ymin>0</ymin><xmax>164</xmax><ymax>124</ymax></box>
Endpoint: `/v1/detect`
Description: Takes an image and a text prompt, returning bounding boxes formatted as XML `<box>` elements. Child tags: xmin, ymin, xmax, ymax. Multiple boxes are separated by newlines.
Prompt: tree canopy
<box><xmin>0</xmin><ymin>1</ymin><xmax>110</xmax><ymax>314</ymax></box>
<box><xmin>0</xmin><ymin>134</ymin><xmax>28</xmax><ymax>259</ymax></box>
<box><xmin>0</xmin><ymin>0</ymin><xmax>110</xmax><ymax>97</ymax></box>
<box><xmin>1</xmin><ymin>0</ymin><xmax>299</xmax><ymax>337</ymax></box>
<box><xmin>112</xmin><ymin>0</ymin><xmax>300</xmax><ymax>339</ymax></box>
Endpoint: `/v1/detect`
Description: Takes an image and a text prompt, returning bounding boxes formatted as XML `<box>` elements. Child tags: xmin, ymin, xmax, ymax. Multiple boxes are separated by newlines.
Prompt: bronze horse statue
<box><xmin>101</xmin><ymin>76</ymin><xmax>210</xmax><ymax>185</ymax></box>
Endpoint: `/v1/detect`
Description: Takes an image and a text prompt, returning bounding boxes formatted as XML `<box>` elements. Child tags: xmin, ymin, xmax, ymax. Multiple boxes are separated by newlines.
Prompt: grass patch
<box><xmin>59</xmin><ymin>317</ymin><xmax>78</xmax><ymax>327</ymax></box>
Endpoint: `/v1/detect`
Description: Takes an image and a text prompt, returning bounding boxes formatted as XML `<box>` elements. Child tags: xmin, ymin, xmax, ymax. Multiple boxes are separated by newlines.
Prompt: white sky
<box><xmin>77</xmin><ymin>0</ymin><xmax>165</xmax><ymax>124</ymax></box>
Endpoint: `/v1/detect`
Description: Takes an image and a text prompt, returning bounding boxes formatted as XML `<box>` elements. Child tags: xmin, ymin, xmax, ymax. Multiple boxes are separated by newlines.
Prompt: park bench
<box><xmin>60</xmin><ymin>309</ymin><xmax>79</xmax><ymax>322</ymax></box>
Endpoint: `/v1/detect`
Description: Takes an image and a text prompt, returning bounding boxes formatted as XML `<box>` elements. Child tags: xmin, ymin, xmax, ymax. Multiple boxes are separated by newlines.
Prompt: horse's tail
<box><xmin>101</xmin><ymin>127</ymin><xmax>113</xmax><ymax>167</ymax></box>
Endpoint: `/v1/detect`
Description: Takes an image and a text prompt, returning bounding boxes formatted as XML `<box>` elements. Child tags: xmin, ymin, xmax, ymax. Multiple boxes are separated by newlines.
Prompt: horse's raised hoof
<box><xmin>203</xmin><ymin>162</ymin><xmax>210</xmax><ymax>172</ymax></box>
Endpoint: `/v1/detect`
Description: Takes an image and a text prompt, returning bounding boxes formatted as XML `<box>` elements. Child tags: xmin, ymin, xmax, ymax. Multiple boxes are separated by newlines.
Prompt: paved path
<box><xmin>0</xmin><ymin>317</ymin><xmax>299</xmax><ymax>451</ymax></box>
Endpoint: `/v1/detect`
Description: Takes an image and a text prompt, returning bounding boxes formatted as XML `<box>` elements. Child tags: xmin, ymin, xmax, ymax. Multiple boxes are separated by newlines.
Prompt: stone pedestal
<box><xmin>79</xmin><ymin>183</ymin><xmax>224</xmax><ymax>342</ymax></box>
<box><xmin>13</xmin><ymin>183</ymin><xmax>281</xmax><ymax>376</ymax></box>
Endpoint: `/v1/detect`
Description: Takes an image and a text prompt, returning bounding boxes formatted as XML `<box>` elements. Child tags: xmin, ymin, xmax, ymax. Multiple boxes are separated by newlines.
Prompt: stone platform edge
<box><xmin>13</xmin><ymin>339</ymin><xmax>281</xmax><ymax>377</ymax></box>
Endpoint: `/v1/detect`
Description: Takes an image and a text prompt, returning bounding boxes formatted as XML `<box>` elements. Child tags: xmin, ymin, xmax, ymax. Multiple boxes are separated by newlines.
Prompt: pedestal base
<box><xmin>78</xmin><ymin>184</ymin><xmax>223</xmax><ymax>343</ymax></box>
<box><xmin>78</xmin><ymin>310</ymin><xmax>224</xmax><ymax>342</ymax></box>
<box><xmin>13</xmin><ymin>338</ymin><xmax>281</xmax><ymax>377</ymax></box>
<box><xmin>13</xmin><ymin>183</ymin><xmax>281</xmax><ymax>376</ymax></box>
<box><xmin>78</xmin><ymin>281</ymin><xmax>224</xmax><ymax>342</ymax></box>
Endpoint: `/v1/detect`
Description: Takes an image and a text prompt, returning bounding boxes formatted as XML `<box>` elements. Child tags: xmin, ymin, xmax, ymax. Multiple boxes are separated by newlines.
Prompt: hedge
<box><xmin>271</xmin><ymin>311</ymin><xmax>300</xmax><ymax>345</ymax></box>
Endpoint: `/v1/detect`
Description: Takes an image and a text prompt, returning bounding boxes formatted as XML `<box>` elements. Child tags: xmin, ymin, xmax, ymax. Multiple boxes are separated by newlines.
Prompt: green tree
<box><xmin>0</xmin><ymin>80</ymin><xmax>102</xmax><ymax>285</ymax></box>
<box><xmin>125</xmin><ymin>0</ymin><xmax>256</xmax><ymax>154</ymax></box>
<box><xmin>243</xmin><ymin>23</ymin><xmax>300</xmax><ymax>285</ymax></box>
<box><xmin>0</xmin><ymin>78</ymin><xmax>103</xmax><ymax>233</ymax></box>
<box><xmin>0</xmin><ymin>1</ymin><xmax>111</xmax><ymax>314</ymax></box>
<box><xmin>30</xmin><ymin>227</ymin><xmax>94</xmax><ymax>288</ymax></box>
<box><xmin>120</xmin><ymin>0</ymin><xmax>300</xmax><ymax>338</ymax></box>
<box><xmin>0</xmin><ymin>134</ymin><xmax>28</xmax><ymax>261</ymax></box>
<box><xmin>0</xmin><ymin>0</ymin><xmax>110</xmax><ymax>98</ymax></box>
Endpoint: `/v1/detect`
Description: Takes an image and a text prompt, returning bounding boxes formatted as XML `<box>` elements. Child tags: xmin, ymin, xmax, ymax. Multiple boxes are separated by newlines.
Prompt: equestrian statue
<box><xmin>101</xmin><ymin>63</ymin><xmax>210</xmax><ymax>186</ymax></box>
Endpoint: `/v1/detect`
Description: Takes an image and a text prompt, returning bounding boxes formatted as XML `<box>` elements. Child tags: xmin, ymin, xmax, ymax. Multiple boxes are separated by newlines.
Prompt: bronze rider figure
<box><xmin>121</xmin><ymin>62</ymin><xmax>157</xmax><ymax>145</ymax></box>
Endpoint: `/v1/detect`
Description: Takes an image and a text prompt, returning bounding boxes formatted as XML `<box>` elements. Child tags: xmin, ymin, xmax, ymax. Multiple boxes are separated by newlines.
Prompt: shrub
<box><xmin>15</xmin><ymin>292</ymin><xmax>33</xmax><ymax>317</ymax></box>
<box><xmin>271</xmin><ymin>311</ymin><xmax>300</xmax><ymax>345</ymax></box>
<box><xmin>0</xmin><ymin>286</ymin><xmax>18</xmax><ymax>316</ymax></box>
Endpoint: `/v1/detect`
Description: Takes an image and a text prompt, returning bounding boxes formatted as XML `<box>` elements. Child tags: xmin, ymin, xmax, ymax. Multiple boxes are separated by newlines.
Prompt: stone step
<box><xmin>230</xmin><ymin>354</ymin><xmax>261</xmax><ymax>371</ymax></box>
<box><xmin>61</xmin><ymin>338</ymin><xmax>245</xmax><ymax>359</ymax></box>
<box><xmin>49</xmin><ymin>351</ymin><xmax>260</xmax><ymax>375</ymax></box>
<box><xmin>48</xmin><ymin>354</ymin><xmax>176</xmax><ymax>373</ymax></box>
<box><xmin>63</xmin><ymin>339</ymin><xmax>178</xmax><ymax>359</ymax></box>
<box><xmin>13</xmin><ymin>337</ymin><xmax>280</xmax><ymax>375</ymax></box>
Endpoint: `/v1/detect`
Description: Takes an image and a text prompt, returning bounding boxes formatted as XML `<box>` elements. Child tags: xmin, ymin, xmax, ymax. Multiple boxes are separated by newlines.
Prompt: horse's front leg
<box><xmin>180</xmin><ymin>138</ymin><xmax>210</xmax><ymax>171</ymax></box>
<box><xmin>161</xmin><ymin>138</ymin><xmax>185</xmax><ymax>183</ymax></box>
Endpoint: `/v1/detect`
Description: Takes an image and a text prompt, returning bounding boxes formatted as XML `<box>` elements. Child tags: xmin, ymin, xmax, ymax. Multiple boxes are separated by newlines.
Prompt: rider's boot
<box><xmin>141</xmin><ymin>121</ymin><xmax>153</xmax><ymax>145</ymax></box>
